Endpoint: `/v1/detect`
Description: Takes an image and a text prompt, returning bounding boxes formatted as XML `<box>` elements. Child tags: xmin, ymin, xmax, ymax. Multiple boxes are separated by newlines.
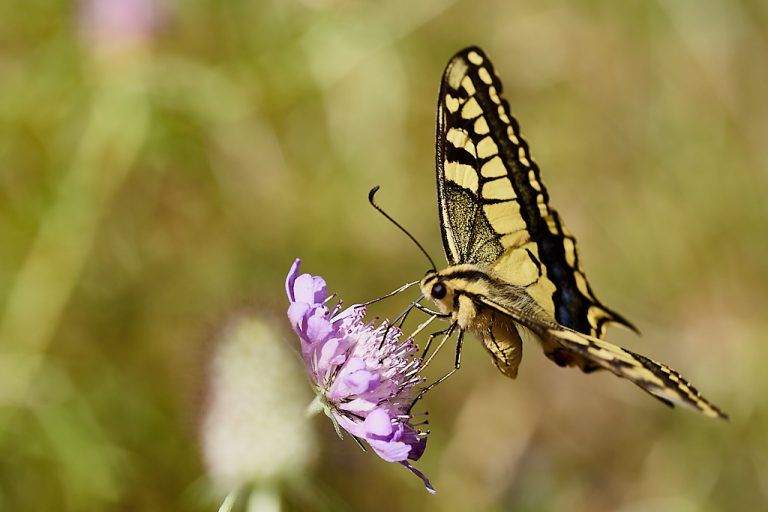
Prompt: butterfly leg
<box><xmin>379</xmin><ymin>297</ymin><xmax>424</xmax><ymax>349</ymax></box>
<box><xmin>420</xmin><ymin>322</ymin><xmax>456</xmax><ymax>361</ymax></box>
<box><xmin>409</xmin><ymin>330</ymin><xmax>464</xmax><ymax>412</ymax></box>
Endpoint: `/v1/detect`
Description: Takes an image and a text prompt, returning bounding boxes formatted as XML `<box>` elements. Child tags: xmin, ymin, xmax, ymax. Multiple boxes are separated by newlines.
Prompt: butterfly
<box><xmin>418</xmin><ymin>46</ymin><xmax>727</xmax><ymax>419</ymax></box>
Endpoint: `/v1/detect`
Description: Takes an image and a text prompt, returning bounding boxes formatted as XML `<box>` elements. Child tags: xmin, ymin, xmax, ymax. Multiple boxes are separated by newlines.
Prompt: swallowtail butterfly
<box><xmin>419</xmin><ymin>46</ymin><xmax>726</xmax><ymax>419</ymax></box>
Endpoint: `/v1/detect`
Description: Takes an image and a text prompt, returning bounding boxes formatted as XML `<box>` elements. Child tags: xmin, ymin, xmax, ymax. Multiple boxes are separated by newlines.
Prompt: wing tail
<box><xmin>545</xmin><ymin>328</ymin><xmax>728</xmax><ymax>420</ymax></box>
<box><xmin>476</xmin><ymin>295</ymin><xmax>728</xmax><ymax>420</ymax></box>
<box><xmin>592</xmin><ymin>301</ymin><xmax>640</xmax><ymax>338</ymax></box>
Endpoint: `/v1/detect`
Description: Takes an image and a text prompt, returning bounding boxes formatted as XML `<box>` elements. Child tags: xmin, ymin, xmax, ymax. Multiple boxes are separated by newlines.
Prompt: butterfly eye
<box><xmin>431</xmin><ymin>282</ymin><xmax>447</xmax><ymax>300</ymax></box>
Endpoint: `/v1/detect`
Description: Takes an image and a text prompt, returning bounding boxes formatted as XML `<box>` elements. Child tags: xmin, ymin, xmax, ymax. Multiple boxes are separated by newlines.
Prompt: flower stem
<box><xmin>304</xmin><ymin>395</ymin><xmax>324</xmax><ymax>418</ymax></box>
<box><xmin>0</xmin><ymin>45</ymin><xmax>149</xmax><ymax>414</ymax></box>
<box><xmin>218</xmin><ymin>489</ymin><xmax>239</xmax><ymax>512</ymax></box>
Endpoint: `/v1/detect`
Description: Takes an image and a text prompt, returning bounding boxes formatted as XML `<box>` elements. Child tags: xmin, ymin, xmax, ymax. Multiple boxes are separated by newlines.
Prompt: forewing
<box><xmin>476</xmin><ymin>295</ymin><xmax>728</xmax><ymax>419</ymax></box>
<box><xmin>436</xmin><ymin>46</ymin><xmax>634</xmax><ymax>338</ymax></box>
<box><xmin>436</xmin><ymin>49</ymin><xmax>501</xmax><ymax>266</ymax></box>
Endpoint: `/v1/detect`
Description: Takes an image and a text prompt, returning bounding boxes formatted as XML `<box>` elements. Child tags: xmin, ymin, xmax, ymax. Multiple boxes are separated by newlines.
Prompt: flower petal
<box><xmin>316</xmin><ymin>337</ymin><xmax>340</xmax><ymax>373</ymax></box>
<box><xmin>333</xmin><ymin>412</ymin><xmax>365</xmax><ymax>439</ymax></box>
<box><xmin>293</xmin><ymin>273</ymin><xmax>327</xmax><ymax>305</ymax></box>
<box><xmin>407</xmin><ymin>436</ymin><xmax>427</xmax><ymax>462</ymax></box>
<box><xmin>310</xmin><ymin>276</ymin><xmax>328</xmax><ymax>303</ymax></box>
<box><xmin>285</xmin><ymin>258</ymin><xmax>301</xmax><ymax>302</ymax></box>
<box><xmin>363</xmin><ymin>408</ymin><xmax>394</xmax><ymax>438</ymax></box>
<box><xmin>314</xmin><ymin>337</ymin><xmax>351</xmax><ymax>382</ymax></box>
<box><xmin>287</xmin><ymin>302</ymin><xmax>310</xmax><ymax>333</ymax></box>
<box><xmin>369</xmin><ymin>438</ymin><xmax>411</xmax><ymax>462</ymax></box>
<box><xmin>337</xmin><ymin>397</ymin><xmax>378</xmax><ymax>413</ymax></box>
<box><xmin>305</xmin><ymin>311</ymin><xmax>333</xmax><ymax>343</ymax></box>
<box><xmin>329</xmin><ymin>358</ymin><xmax>380</xmax><ymax>400</ymax></box>
<box><xmin>343</xmin><ymin>368</ymin><xmax>380</xmax><ymax>396</ymax></box>
<box><xmin>401</xmin><ymin>461</ymin><xmax>436</xmax><ymax>494</ymax></box>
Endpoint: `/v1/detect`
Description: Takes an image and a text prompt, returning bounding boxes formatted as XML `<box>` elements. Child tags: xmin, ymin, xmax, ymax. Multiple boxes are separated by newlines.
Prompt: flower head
<box><xmin>79</xmin><ymin>0</ymin><xmax>167</xmax><ymax>49</ymax></box>
<box><xmin>286</xmin><ymin>259</ymin><xmax>434</xmax><ymax>493</ymax></box>
<box><xmin>201</xmin><ymin>314</ymin><xmax>316</xmax><ymax>493</ymax></box>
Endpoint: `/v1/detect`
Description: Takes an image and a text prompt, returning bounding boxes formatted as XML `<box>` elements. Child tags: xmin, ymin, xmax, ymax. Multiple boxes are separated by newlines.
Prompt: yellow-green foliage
<box><xmin>0</xmin><ymin>1</ymin><xmax>766</xmax><ymax>510</ymax></box>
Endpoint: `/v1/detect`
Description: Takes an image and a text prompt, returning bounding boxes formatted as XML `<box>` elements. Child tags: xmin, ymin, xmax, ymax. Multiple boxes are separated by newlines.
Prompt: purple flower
<box><xmin>286</xmin><ymin>259</ymin><xmax>434</xmax><ymax>493</ymax></box>
<box><xmin>78</xmin><ymin>0</ymin><xmax>167</xmax><ymax>48</ymax></box>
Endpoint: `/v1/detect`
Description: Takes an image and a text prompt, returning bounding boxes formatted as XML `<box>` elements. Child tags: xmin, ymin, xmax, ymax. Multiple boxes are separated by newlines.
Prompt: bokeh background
<box><xmin>1</xmin><ymin>0</ymin><xmax>767</xmax><ymax>510</ymax></box>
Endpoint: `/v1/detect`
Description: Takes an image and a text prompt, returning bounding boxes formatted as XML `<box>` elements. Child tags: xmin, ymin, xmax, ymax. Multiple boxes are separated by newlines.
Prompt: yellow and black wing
<box><xmin>475</xmin><ymin>294</ymin><xmax>728</xmax><ymax>419</ymax></box>
<box><xmin>436</xmin><ymin>46</ymin><xmax>634</xmax><ymax>339</ymax></box>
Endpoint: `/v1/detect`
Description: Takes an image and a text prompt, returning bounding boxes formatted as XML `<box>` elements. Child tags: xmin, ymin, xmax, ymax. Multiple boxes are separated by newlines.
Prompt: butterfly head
<box><xmin>420</xmin><ymin>269</ymin><xmax>455</xmax><ymax>315</ymax></box>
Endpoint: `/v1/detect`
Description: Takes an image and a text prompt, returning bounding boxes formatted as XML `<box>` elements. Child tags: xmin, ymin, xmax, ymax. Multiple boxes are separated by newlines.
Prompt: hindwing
<box><xmin>474</xmin><ymin>294</ymin><xmax>727</xmax><ymax>419</ymax></box>
<box><xmin>436</xmin><ymin>46</ymin><xmax>635</xmax><ymax>339</ymax></box>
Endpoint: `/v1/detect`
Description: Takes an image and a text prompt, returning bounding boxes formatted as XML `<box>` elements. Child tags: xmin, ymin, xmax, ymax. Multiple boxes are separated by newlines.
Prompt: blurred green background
<box><xmin>1</xmin><ymin>0</ymin><xmax>767</xmax><ymax>510</ymax></box>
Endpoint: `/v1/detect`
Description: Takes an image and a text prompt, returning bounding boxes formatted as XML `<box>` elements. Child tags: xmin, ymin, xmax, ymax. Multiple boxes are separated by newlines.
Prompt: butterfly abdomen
<box><xmin>473</xmin><ymin>309</ymin><xmax>524</xmax><ymax>378</ymax></box>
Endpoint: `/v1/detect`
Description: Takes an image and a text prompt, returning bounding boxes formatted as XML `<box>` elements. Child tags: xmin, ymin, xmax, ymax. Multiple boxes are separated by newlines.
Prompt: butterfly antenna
<box><xmin>369</xmin><ymin>186</ymin><xmax>437</xmax><ymax>271</ymax></box>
